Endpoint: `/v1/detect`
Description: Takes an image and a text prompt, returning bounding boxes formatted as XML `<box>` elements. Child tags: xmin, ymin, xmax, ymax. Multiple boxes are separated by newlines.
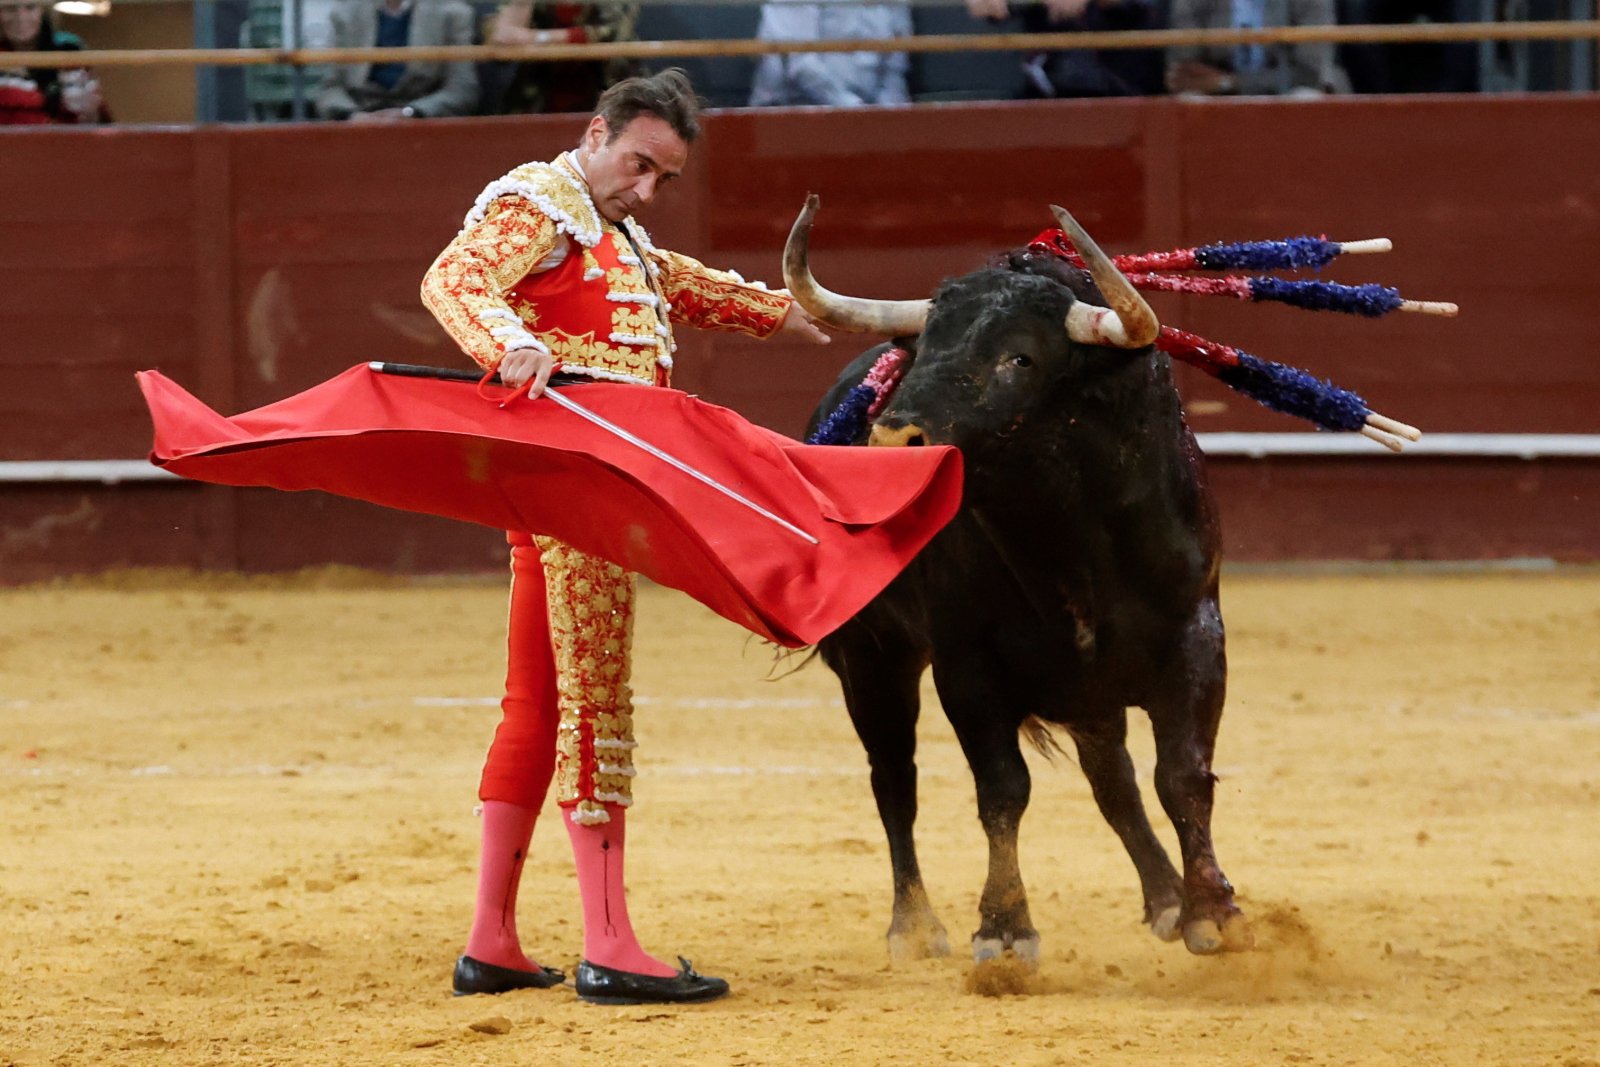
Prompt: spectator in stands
<box><xmin>316</xmin><ymin>0</ymin><xmax>479</xmax><ymax>120</ymax></box>
<box><xmin>965</xmin><ymin>0</ymin><xmax>1165</xmax><ymax>99</ymax></box>
<box><xmin>1</xmin><ymin>0</ymin><xmax>109</xmax><ymax>125</ymax></box>
<box><xmin>748</xmin><ymin>0</ymin><xmax>912</xmax><ymax>107</ymax></box>
<box><xmin>486</xmin><ymin>1</ymin><xmax>639</xmax><ymax>114</ymax></box>
<box><xmin>1166</xmin><ymin>0</ymin><xmax>1351</xmax><ymax>96</ymax></box>
<box><xmin>1338</xmin><ymin>0</ymin><xmax>1477</xmax><ymax>93</ymax></box>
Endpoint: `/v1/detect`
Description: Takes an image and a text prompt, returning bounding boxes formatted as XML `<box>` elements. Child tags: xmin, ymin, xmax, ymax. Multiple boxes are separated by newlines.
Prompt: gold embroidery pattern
<box><xmin>465</xmin><ymin>159</ymin><xmax>604</xmax><ymax>247</ymax></box>
<box><xmin>517</xmin><ymin>230</ymin><xmax>671</xmax><ymax>386</ymax></box>
<box><xmin>616</xmin><ymin>222</ymin><xmax>677</xmax><ymax>357</ymax></box>
<box><xmin>538</xmin><ymin>535</ymin><xmax>636</xmax><ymax>824</ymax></box>
<box><xmin>612</xmin><ymin>305</ymin><xmax>658</xmax><ymax>337</ymax></box>
<box><xmin>545</xmin><ymin>330</ymin><xmax>658</xmax><ymax>384</ymax></box>
<box><xmin>508</xmin><ymin>295</ymin><xmax>543</xmax><ymax>327</ymax></box>
<box><xmin>601</xmin><ymin>248</ymin><xmax>675</xmax><ymax>368</ymax></box>
<box><xmin>425</xmin><ymin>155</ymin><xmax>779</xmax><ymax>377</ymax></box>
<box><xmin>649</xmin><ymin>248</ymin><xmax>793</xmax><ymax>339</ymax></box>
<box><xmin>421</xmin><ymin>199</ymin><xmax>560</xmax><ymax>369</ymax></box>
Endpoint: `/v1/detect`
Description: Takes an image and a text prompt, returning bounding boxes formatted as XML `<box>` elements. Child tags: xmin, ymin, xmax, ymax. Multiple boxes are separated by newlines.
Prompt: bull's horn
<box><xmin>1050</xmin><ymin>205</ymin><xmax>1159</xmax><ymax>349</ymax></box>
<box><xmin>784</xmin><ymin>194</ymin><xmax>929</xmax><ymax>336</ymax></box>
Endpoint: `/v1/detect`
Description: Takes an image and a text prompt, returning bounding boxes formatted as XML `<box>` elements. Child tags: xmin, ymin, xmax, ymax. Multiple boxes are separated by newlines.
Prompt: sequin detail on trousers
<box><xmin>537</xmin><ymin>535</ymin><xmax>637</xmax><ymax>825</ymax></box>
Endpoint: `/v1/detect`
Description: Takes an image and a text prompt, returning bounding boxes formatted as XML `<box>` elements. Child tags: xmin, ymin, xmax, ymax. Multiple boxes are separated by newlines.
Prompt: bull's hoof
<box><xmin>1182</xmin><ymin>919</ymin><xmax>1224</xmax><ymax>955</ymax></box>
<box><xmin>971</xmin><ymin>934</ymin><xmax>1040</xmax><ymax>969</ymax></box>
<box><xmin>1150</xmin><ymin>905</ymin><xmax>1183</xmax><ymax>943</ymax></box>
<box><xmin>888</xmin><ymin>924</ymin><xmax>951</xmax><ymax>963</ymax></box>
<box><xmin>1182</xmin><ymin>913</ymin><xmax>1253</xmax><ymax>955</ymax></box>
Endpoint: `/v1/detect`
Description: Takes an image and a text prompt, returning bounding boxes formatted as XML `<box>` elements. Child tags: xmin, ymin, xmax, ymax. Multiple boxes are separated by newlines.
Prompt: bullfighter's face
<box><xmin>578</xmin><ymin>114</ymin><xmax>689</xmax><ymax>223</ymax></box>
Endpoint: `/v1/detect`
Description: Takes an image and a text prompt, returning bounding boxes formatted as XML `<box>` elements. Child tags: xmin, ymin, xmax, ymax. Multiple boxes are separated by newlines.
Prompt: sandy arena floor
<box><xmin>2</xmin><ymin>569</ymin><xmax>1597</xmax><ymax>1066</ymax></box>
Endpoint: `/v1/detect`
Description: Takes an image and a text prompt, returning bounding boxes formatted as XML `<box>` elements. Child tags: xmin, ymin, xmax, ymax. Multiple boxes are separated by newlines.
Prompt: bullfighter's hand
<box><xmin>965</xmin><ymin>0</ymin><xmax>1009</xmax><ymax>19</ymax></box>
<box><xmin>779</xmin><ymin>304</ymin><xmax>831</xmax><ymax>345</ymax></box>
<box><xmin>497</xmin><ymin>346</ymin><xmax>555</xmax><ymax>397</ymax></box>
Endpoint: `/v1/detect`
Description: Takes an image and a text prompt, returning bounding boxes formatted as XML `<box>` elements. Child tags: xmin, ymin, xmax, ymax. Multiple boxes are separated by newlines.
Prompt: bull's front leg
<box><xmin>1147</xmin><ymin>600</ymin><xmax>1253</xmax><ymax>955</ymax></box>
<box><xmin>935</xmin><ymin>666</ymin><xmax>1039</xmax><ymax>966</ymax></box>
<box><xmin>1067</xmin><ymin>711</ymin><xmax>1186</xmax><ymax>942</ymax></box>
<box><xmin>823</xmin><ymin>632</ymin><xmax>950</xmax><ymax>962</ymax></box>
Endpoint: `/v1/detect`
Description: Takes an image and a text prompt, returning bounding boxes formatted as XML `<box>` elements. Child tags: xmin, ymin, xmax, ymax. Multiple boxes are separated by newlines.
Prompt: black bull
<box><xmin>790</xmin><ymin>202</ymin><xmax>1253</xmax><ymax>963</ymax></box>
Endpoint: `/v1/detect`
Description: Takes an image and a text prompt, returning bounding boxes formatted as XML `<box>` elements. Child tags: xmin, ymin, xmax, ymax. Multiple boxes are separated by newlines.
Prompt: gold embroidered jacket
<box><xmin>421</xmin><ymin>153</ymin><xmax>793</xmax><ymax>387</ymax></box>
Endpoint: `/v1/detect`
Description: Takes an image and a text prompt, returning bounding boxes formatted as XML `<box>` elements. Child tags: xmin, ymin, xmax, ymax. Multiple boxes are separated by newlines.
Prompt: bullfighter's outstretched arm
<box><xmin>647</xmin><ymin>248</ymin><xmax>794</xmax><ymax>339</ymax></box>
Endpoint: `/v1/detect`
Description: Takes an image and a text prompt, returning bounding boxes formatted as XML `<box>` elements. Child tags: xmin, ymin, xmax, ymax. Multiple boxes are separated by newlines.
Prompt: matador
<box><xmin>420</xmin><ymin>69</ymin><xmax>828</xmax><ymax>1005</ymax></box>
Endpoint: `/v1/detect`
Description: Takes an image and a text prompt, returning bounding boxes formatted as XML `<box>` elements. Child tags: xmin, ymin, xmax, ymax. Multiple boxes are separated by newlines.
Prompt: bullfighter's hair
<box><xmin>595</xmin><ymin>68</ymin><xmax>703</xmax><ymax>144</ymax></box>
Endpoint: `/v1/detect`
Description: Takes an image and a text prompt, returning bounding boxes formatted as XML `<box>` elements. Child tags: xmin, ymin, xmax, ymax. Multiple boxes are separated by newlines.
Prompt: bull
<box><xmin>785</xmin><ymin>197</ymin><xmax>1252</xmax><ymax>963</ymax></box>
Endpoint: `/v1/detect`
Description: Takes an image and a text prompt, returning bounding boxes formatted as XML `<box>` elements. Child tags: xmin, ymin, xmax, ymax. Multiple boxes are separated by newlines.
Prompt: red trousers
<box><xmin>478</xmin><ymin>531</ymin><xmax>637</xmax><ymax>823</ymax></box>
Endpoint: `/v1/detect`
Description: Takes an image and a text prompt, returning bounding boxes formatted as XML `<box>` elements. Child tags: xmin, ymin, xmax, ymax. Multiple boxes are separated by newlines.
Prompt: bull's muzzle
<box><xmin>869</xmin><ymin>423</ymin><xmax>927</xmax><ymax>448</ymax></box>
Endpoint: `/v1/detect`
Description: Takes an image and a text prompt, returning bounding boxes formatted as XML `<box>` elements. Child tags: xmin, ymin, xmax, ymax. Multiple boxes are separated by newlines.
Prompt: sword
<box><xmin>368</xmin><ymin>362</ymin><xmax>820</xmax><ymax>546</ymax></box>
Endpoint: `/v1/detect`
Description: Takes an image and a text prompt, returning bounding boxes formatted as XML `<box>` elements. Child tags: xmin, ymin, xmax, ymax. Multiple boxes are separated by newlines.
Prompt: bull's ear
<box><xmin>890</xmin><ymin>333</ymin><xmax>921</xmax><ymax>356</ymax></box>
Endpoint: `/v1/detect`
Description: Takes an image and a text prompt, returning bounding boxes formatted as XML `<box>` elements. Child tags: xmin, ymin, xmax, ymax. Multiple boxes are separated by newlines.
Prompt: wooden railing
<box><xmin>9</xmin><ymin>19</ymin><xmax>1600</xmax><ymax>69</ymax></box>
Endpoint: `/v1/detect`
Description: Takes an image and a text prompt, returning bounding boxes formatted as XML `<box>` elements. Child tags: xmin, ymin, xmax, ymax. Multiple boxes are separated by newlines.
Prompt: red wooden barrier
<box><xmin>2</xmin><ymin>97</ymin><xmax>1596</xmax><ymax>578</ymax></box>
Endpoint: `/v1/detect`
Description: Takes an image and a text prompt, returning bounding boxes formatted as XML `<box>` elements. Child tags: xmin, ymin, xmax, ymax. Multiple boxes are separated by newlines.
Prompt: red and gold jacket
<box><xmin>421</xmin><ymin>152</ymin><xmax>792</xmax><ymax>388</ymax></box>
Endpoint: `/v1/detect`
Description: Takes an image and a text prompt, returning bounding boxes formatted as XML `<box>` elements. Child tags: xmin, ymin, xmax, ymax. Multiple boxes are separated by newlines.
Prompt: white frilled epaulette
<box><xmin>460</xmin><ymin>159</ymin><xmax>605</xmax><ymax>249</ymax></box>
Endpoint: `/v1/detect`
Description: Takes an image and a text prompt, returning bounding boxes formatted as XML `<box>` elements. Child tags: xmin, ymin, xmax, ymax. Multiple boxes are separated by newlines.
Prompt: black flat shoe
<box><xmin>575</xmin><ymin>957</ymin><xmax>729</xmax><ymax>1005</ymax></box>
<box><xmin>451</xmin><ymin>955</ymin><xmax>566</xmax><ymax>996</ymax></box>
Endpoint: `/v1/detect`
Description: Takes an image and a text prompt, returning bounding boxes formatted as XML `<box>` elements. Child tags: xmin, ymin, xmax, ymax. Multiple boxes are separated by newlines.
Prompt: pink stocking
<box><xmin>565</xmin><ymin>806</ymin><xmax>675</xmax><ymax>976</ymax></box>
<box><xmin>464</xmin><ymin>536</ymin><xmax>560</xmax><ymax>971</ymax></box>
<box><xmin>464</xmin><ymin>801</ymin><xmax>543</xmax><ymax>970</ymax></box>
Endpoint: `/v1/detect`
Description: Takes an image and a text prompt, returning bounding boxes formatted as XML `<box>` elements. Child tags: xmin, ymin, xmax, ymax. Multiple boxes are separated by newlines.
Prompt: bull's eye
<box><xmin>1009</xmin><ymin>353</ymin><xmax>1033</xmax><ymax>368</ymax></box>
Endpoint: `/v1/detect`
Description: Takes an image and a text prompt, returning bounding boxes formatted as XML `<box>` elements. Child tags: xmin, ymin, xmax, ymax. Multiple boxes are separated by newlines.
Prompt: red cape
<box><xmin>137</xmin><ymin>365</ymin><xmax>962</xmax><ymax>647</ymax></box>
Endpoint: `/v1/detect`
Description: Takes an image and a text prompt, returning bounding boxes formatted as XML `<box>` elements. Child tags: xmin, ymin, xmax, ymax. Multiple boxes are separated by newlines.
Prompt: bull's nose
<box><xmin>869</xmin><ymin>423</ymin><xmax>927</xmax><ymax>448</ymax></box>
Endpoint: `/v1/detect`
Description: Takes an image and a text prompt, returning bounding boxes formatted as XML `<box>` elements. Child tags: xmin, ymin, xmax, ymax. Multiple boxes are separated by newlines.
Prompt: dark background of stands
<box><xmin>196</xmin><ymin>0</ymin><xmax>1598</xmax><ymax>122</ymax></box>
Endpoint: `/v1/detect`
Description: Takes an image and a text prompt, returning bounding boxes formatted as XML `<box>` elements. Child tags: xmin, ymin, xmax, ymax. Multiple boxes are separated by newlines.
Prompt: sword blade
<box><xmin>368</xmin><ymin>361</ymin><xmax>819</xmax><ymax>546</ymax></box>
<box><xmin>540</xmin><ymin>388</ymin><xmax>820</xmax><ymax>546</ymax></box>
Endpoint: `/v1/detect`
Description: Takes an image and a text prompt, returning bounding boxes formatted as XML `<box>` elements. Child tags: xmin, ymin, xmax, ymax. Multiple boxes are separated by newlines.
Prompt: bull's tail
<box><xmin>1020</xmin><ymin>716</ymin><xmax>1069</xmax><ymax>764</ymax></box>
<box><xmin>756</xmin><ymin>637</ymin><xmax>822</xmax><ymax>681</ymax></box>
